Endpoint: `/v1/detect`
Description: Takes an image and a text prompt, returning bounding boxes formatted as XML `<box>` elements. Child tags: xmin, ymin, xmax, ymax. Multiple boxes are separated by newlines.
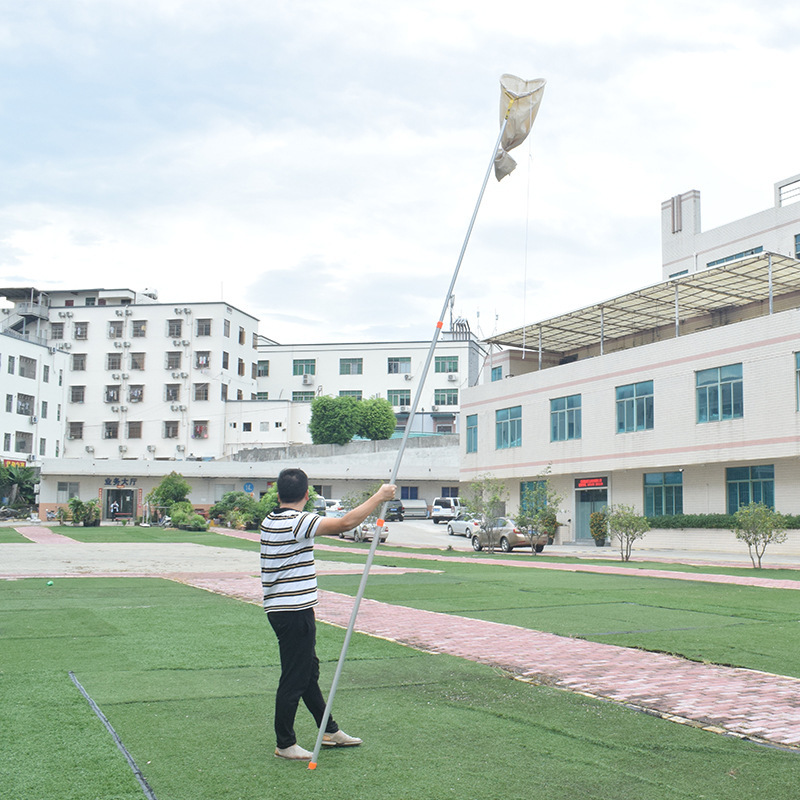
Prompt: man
<box><xmin>261</xmin><ymin>468</ymin><xmax>396</xmax><ymax>761</ymax></box>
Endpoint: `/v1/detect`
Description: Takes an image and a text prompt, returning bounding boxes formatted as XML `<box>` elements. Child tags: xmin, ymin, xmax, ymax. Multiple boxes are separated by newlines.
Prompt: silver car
<box><xmin>471</xmin><ymin>517</ymin><xmax>547</xmax><ymax>553</ymax></box>
<box><xmin>446</xmin><ymin>513</ymin><xmax>481</xmax><ymax>538</ymax></box>
<box><xmin>339</xmin><ymin>521</ymin><xmax>389</xmax><ymax>543</ymax></box>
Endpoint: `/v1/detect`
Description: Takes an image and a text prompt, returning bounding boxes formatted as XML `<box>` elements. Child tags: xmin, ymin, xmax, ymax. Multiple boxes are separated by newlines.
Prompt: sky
<box><xmin>1</xmin><ymin>0</ymin><xmax>799</xmax><ymax>344</ymax></box>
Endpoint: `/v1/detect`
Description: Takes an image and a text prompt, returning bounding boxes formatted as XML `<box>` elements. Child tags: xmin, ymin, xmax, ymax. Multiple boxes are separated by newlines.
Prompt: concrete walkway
<box><xmin>5</xmin><ymin>527</ymin><xmax>800</xmax><ymax>750</ymax></box>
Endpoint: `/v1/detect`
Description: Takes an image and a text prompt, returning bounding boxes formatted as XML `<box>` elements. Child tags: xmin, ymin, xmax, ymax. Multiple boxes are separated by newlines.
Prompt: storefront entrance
<box><xmin>105</xmin><ymin>488</ymin><xmax>135</xmax><ymax>521</ymax></box>
<box><xmin>574</xmin><ymin>478</ymin><xmax>608</xmax><ymax>540</ymax></box>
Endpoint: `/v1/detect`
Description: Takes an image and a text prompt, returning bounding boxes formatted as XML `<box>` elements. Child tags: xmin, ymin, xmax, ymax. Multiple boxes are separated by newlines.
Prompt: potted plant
<box><xmin>83</xmin><ymin>498</ymin><xmax>101</xmax><ymax>527</ymax></box>
<box><xmin>67</xmin><ymin>497</ymin><xmax>85</xmax><ymax>526</ymax></box>
<box><xmin>590</xmin><ymin>508</ymin><xmax>608</xmax><ymax>547</ymax></box>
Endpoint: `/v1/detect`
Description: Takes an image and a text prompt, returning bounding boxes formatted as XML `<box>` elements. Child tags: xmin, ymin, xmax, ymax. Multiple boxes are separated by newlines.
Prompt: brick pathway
<box><xmin>7</xmin><ymin>527</ymin><xmax>800</xmax><ymax>749</ymax></box>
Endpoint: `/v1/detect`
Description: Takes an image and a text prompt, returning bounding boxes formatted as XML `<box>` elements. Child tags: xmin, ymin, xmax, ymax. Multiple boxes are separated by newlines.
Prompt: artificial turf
<box><xmin>2</xmin><ymin>576</ymin><xmax>799</xmax><ymax>800</ymax></box>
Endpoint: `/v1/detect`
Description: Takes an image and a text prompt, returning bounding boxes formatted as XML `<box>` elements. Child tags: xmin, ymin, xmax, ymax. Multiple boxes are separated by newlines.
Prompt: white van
<box><xmin>431</xmin><ymin>497</ymin><xmax>462</xmax><ymax>524</ymax></box>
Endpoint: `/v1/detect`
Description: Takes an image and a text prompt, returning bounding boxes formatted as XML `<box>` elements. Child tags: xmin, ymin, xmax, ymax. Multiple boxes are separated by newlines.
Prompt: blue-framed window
<box><xmin>616</xmin><ymin>380</ymin><xmax>654</xmax><ymax>432</ymax></box>
<box><xmin>496</xmin><ymin>406</ymin><xmax>522</xmax><ymax>449</ymax></box>
<box><xmin>644</xmin><ymin>472</ymin><xmax>683</xmax><ymax>516</ymax></box>
<box><xmin>696</xmin><ymin>363</ymin><xmax>743</xmax><ymax>423</ymax></box>
<box><xmin>465</xmin><ymin>414</ymin><xmax>478</xmax><ymax>453</ymax></box>
<box><xmin>520</xmin><ymin>480</ymin><xmax>546</xmax><ymax>512</ymax></box>
<box><xmin>550</xmin><ymin>395</ymin><xmax>581</xmax><ymax>441</ymax></box>
<box><xmin>796</xmin><ymin>353</ymin><xmax>800</xmax><ymax>410</ymax></box>
<box><xmin>401</xmin><ymin>486</ymin><xmax>418</xmax><ymax>500</ymax></box>
<box><xmin>726</xmin><ymin>465</ymin><xmax>774</xmax><ymax>513</ymax></box>
<box><xmin>441</xmin><ymin>486</ymin><xmax>459</xmax><ymax>498</ymax></box>
<box><xmin>491</xmin><ymin>366</ymin><xmax>503</xmax><ymax>382</ymax></box>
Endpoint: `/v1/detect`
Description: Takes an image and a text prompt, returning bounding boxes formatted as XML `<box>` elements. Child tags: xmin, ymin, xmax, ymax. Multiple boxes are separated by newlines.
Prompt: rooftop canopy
<box><xmin>488</xmin><ymin>252</ymin><xmax>800</xmax><ymax>357</ymax></box>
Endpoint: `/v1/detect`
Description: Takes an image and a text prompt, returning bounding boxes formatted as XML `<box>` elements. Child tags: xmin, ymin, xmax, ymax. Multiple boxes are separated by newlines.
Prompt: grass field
<box><xmin>3</xmin><ymin>575</ymin><xmax>799</xmax><ymax>800</ymax></box>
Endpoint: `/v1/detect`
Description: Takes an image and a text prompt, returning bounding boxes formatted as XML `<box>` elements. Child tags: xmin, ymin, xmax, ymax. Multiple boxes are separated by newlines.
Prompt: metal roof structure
<box><xmin>487</xmin><ymin>252</ymin><xmax>800</xmax><ymax>355</ymax></box>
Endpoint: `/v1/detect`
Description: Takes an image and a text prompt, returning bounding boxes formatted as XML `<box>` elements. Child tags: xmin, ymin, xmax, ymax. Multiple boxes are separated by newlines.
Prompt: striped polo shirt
<box><xmin>260</xmin><ymin>508</ymin><xmax>322</xmax><ymax>612</ymax></box>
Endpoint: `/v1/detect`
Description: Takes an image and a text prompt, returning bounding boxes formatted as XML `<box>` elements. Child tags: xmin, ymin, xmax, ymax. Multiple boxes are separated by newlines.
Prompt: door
<box><xmin>575</xmin><ymin>488</ymin><xmax>608</xmax><ymax>540</ymax></box>
<box><xmin>105</xmin><ymin>489</ymin><xmax>135</xmax><ymax>520</ymax></box>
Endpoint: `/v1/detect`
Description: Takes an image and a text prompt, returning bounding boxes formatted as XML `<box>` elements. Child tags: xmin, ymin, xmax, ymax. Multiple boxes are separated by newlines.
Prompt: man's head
<box><xmin>276</xmin><ymin>468</ymin><xmax>309</xmax><ymax>504</ymax></box>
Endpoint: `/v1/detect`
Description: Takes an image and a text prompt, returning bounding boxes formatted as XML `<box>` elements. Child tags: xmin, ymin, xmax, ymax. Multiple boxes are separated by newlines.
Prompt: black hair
<box><xmin>276</xmin><ymin>468</ymin><xmax>308</xmax><ymax>504</ymax></box>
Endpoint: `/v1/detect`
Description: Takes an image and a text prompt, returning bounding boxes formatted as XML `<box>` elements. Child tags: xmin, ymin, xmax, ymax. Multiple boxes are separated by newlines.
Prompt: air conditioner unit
<box><xmin>120</xmin><ymin>405</ymin><xmax>128</xmax><ymax>412</ymax></box>
<box><xmin>147</xmin><ymin>444</ymin><xmax>156</xmax><ymax>451</ymax></box>
<box><xmin>114</xmin><ymin>341</ymin><xmax>123</xmax><ymax>348</ymax></box>
<box><xmin>170</xmin><ymin>404</ymin><xmax>180</xmax><ymax>411</ymax></box>
<box><xmin>173</xmin><ymin>339</ymin><xmax>182</xmax><ymax>347</ymax></box>
<box><xmin>404</xmin><ymin>374</ymin><xmax>413</xmax><ymax>381</ymax></box>
<box><xmin>122</xmin><ymin>341</ymin><xmax>131</xmax><ymax>348</ymax></box>
<box><xmin>67</xmin><ymin>434</ymin><xmax>75</xmax><ymax>440</ymax></box>
<box><xmin>171</xmin><ymin>372</ymin><xmax>181</xmax><ymax>379</ymax></box>
<box><xmin>121</xmin><ymin>373</ymin><xmax>129</xmax><ymax>379</ymax></box>
<box><xmin>399</xmin><ymin>405</ymin><xmax>409</xmax><ymax>413</ymax></box>
<box><xmin>174</xmin><ymin>307</ymin><xmax>182</xmax><ymax>314</ymax></box>
<box><xmin>181</xmin><ymin>340</ymin><xmax>190</xmax><ymax>346</ymax></box>
<box><xmin>118</xmin><ymin>445</ymin><xmax>127</xmax><ymax>452</ymax></box>
<box><xmin>183</xmin><ymin>308</ymin><xmax>191</xmax><ymax>314</ymax></box>
<box><xmin>447</xmin><ymin>373</ymin><xmax>458</xmax><ymax>381</ymax></box>
<box><xmin>112</xmin><ymin>373</ymin><xmax>120</xmax><ymax>379</ymax></box>
<box><xmin>115</xmin><ymin>309</ymin><xmax>124</xmax><ymax>317</ymax></box>
<box><xmin>111</xmin><ymin>405</ymin><xmax>119</xmax><ymax>412</ymax></box>
<box><xmin>179</xmin><ymin>372</ymin><xmax>188</xmax><ymax>378</ymax></box>
<box><xmin>27</xmin><ymin>454</ymin><xmax>36</xmax><ymax>462</ymax></box>
<box><xmin>48</xmin><ymin>346</ymin><xmax>57</xmax><ymax>354</ymax></box>
<box><xmin>29</xmin><ymin>415</ymin><xmax>37</xmax><ymax>424</ymax></box>
<box><xmin>84</xmin><ymin>445</ymin><xmax>94</xmax><ymax>452</ymax></box>
<box><xmin>302</xmin><ymin>374</ymin><xmax>313</xmax><ymax>385</ymax></box>
<box><xmin>431</xmin><ymin>405</ymin><xmax>439</xmax><ymax>411</ymax></box>
<box><xmin>62</xmin><ymin>343</ymin><xmax>71</xmax><ymax>350</ymax></box>
<box><xmin>176</xmin><ymin>444</ymin><xmax>185</xmax><ymax>452</ymax></box>
<box><xmin>58</xmin><ymin>311</ymin><xmax>67</xmax><ymax>318</ymax></box>
<box><xmin>178</xmin><ymin>405</ymin><xmax>187</xmax><ymax>411</ymax></box>
<box><xmin>124</xmin><ymin>309</ymin><xmax>133</xmax><ymax>316</ymax></box>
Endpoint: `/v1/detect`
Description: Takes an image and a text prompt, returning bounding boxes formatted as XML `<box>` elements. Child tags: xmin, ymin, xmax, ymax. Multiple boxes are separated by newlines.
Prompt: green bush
<box><xmin>647</xmin><ymin>513</ymin><xmax>800</xmax><ymax>530</ymax></box>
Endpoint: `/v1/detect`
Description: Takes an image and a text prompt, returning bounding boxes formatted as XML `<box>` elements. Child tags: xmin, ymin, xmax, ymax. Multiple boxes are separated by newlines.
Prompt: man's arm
<box><xmin>315</xmin><ymin>484</ymin><xmax>397</xmax><ymax>536</ymax></box>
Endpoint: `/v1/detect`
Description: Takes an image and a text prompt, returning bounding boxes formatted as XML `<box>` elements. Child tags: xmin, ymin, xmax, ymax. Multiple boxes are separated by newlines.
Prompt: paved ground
<box><xmin>4</xmin><ymin>525</ymin><xmax>800</xmax><ymax>750</ymax></box>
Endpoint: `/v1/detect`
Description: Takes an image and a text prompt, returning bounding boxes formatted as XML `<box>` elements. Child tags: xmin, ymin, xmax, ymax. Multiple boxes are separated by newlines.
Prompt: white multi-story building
<box><xmin>0</xmin><ymin>286</ymin><xmax>260</xmax><ymax>462</ymax></box>
<box><xmin>662</xmin><ymin>173</ymin><xmax>800</xmax><ymax>279</ymax></box>
<box><xmin>463</xmin><ymin>248</ymin><xmax>800</xmax><ymax>542</ymax></box>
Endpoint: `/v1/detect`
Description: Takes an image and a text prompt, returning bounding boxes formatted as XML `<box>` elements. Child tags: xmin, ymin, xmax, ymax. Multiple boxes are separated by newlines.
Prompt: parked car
<box><xmin>339</xmin><ymin>521</ymin><xmax>389</xmax><ymax>543</ymax></box>
<box><xmin>326</xmin><ymin>499</ymin><xmax>344</xmax><ymax>513</ymax></box>
<box><xmin>446</xmin><ymin>513</ymin><xmax>480</xmax><ymax>537</ymax></box>
<box><xmin>431</xmin><ymin>497</ymin><xmax>462</xmax><ymax>524</ymax></box>
<box><xmin>400</xmin><ymin>499</ymin><xmax>429</xmax><ymax>519</ymax></box>
<box><xmin>471</xmin><ymin>517</ymin><xmax>547</xmax><ymax>553</ymax></box>
<box><xmin>385</xmin><ymin>501</ymin><xmax>404</xmax><ymax>521</ymax></box>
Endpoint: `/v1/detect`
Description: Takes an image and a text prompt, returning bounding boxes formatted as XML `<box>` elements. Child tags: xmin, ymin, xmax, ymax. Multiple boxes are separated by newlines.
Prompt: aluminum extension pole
<box><xmin>309</xmin><ymin>111</ymin><xmax>514</xmax><ymax>770</ymax></box>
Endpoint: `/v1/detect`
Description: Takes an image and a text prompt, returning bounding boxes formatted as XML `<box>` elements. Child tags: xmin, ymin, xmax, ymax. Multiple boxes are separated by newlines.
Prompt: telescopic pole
<box><xmin>309</xmin><ymin>107</ymin><xmax>516</xmax><ymax>770</ymax></box>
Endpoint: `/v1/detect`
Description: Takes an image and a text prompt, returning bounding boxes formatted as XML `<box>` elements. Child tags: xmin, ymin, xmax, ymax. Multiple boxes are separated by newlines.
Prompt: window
<box><xmin>727</xmin><ymin>465</ymin><xmax>774</xmax><ymax>513</ymax></box>
<box><xmin>164</xmin><ymin>421</ymin><xmax>179</xmax><ymax>439</ymax></box>
<box><xmin>165</xmin><ymin>384</ymin><xmax>180</xmax><ymax>402</ymax></box>
<box><xmin>435</xmin><ymin>355</ymin><xmax>458</xmax><ymax>373</ymax></box>
<box><xmin>132</xmin><ymin>320</ymin><xmax>147</xmax><ymax>337</ymax></box>
<box><xmin>3</xmin><ymin>433</ymin><xmax>10</xmax><ymax>451</ymax></box>
<box><xmin>796</xmin><ymin>353</ymin><xmax>800</xmax><ymax>410</ymax></box>
<box><xmin>127</xmin><ymin>421</ymin><xmax>142</xmax><ymax>439</ymax></box>
<box><xmin>257</xmin><ymin>360</ymin><xmax>269</xmax><ymax>377</ymax></box>
<box><xmin>108</xmin><ymin>320</ymin><xmax>123</xmax><ymax>339</ymax></box>
<box><xmin>130</xmin><ymin>352</ymin><xmax>145</xmax><ymax>370</ymax></box>
<box><xmin>222</xmin><ymin>351</ymin><xmax>229</xmax><ymax>370</ymax></box>
<box><xmin>50</xmin><ymin>323</ymin><xmax>64</xmax><ymax>340</ymax></box>
<box><xmin>434</xmin><ymin>388</ymin><xmax>458</xmax><ymax>405</ymax></box>
<box><xmin>644</xmin><ymin>472</ymin><xmax>683</xmax><ymax>516</ymax></box>
<box><xmin>85</xmin><ymin>296</ymin><xmax>96</xmax><ymax>306</ymax></box>
<box><xmin>465</xmin><ymin>414</ymin><xmax>478</xmax><ymax>453</ymax></box>
<box><xmin>496</xmin><ymin>406</ymin><xmax>522</xmax><ymax>449</ymax></box>
<box><xmin>340</xmin><ymin>358</ymin><xmax>363</xmax><ymax>375</ymax></box>
<box><xmin>491</xmin><ymin>366</ymin><xmax>503</xmax><ymax>382</ymax></box>
<box><xmin>550</xmin><ymin>395</ymin><xmax>581</xmax><ymax>441</ymax></box>
<box><xmin>221</xmin><ymin>384</ymin><xmax>228</xmax><ymax>401</ymax></box>
<box><xmin>104</xmin><ymin>421</ymin><xmax>119</xmax><ymax>439</ymax></box>
<box><xmin>195</xmin><ymin>351</ymin><xmax>210</xmax><ymax>369</ymax></box>
<box><xmin>440</xmin><ymin>487</ymin><xmax>459</xmax><ymax>498</ymax></box>
<box><xmin>57</xmin><ymin>481</ymin><xmax>80</xmax><ymax>502</ymax></box>
<box><xmin>706</xmin><ymin>246</ymin><xmax>763</xmax><ymax>269</ymax></box>
<box><xmin>401</xmin><ymin>486</ymin><xmax>418</xmax><ymax>500</ymax></box>
<box><xmin>243</xmin><ymin>422</ymin><xmax>252</xmax><ymax>432</ymax></box>
<box><xmin>17</xmin><ymin>393</ymin><xmax>34</xmax><ymax>415</ymax></box>
<box><xmin>57</xmin><ymin>403</ymin><xmax>61</xmax><ymax>421</ymax></box>
<box><xmin>292</xmin><ymin>391</ymin><xmax>315</xmax><ymax>402</ymax></box>
<box><xmin>14</xmin><ymin>432</ymin><xmax>33</xmax><ymax>453</ymax></box>
<box><xmin>196</xmin><ymin>318</ymin><xmax>212</xmax><ymax>336</ymax></box>
<box><xmin>105</xmin><ymin>385</ymin><xmax>120</xmax><ymax>403</ymax></box>
<box><xmin>7</xmin><ymin>355</ymin><xmax>15</xmax><ymax>374</ymax></box>
<box><xmin>74</xmin><ymin>322</ymin><xmax>88</xmax><ymax>340</ymax></box>
<box><xmin>520</xmin><ymin>481</ymin><xmax>547</xmax><ymax>513</ymax></box>
<box><xmin>616</xmin><ymin>380</ymin><xmax>654</xmax><ymax>433</ymax></box>
<box><xmin>293</xmin><ymin>359</ymin><xmax>316</xmax><ymax>376</ymax></box>
<box><xmin>223</xmin><ymin>319</ymin><xmax>231</xmax><ymax>337</ymax></box>
<box><xmin>238</xmin><ymin>326</ymin><xmax>245</xmax><ymax>345</ymax></box>
<box><xmin>19</xmin><ymin>356</ymin><xmax>36</xmax><ymax>379</ymax></box>
<box><xmin>194</xmin><ymin>383</ymin><xmax>209</xmax><ymax>401</ymax></box>
<box><xmin>68</xmin><ymin>422</ymin><xmax>83</xmax><ymax>440</ymax></box>
<box><xmin>388</xmin><ymin>357</ymin><xmax>411</xmax><ymax>374</ymax></box>
<box><xmin>255</xmin><ymin>391</ymin><xmax>268</xmax><ymax>400</ymax></box>
<box><xmin>71</xmin><ymin>353</ymin><xmax>86</xmax><ymax>371</ymax></box>
<box><xmin>5</xmin><ymin>394</ymin><xmax>12</xmax><ymax>412</ymax></box>
<box><xmin>43</xmin><ymin>365</ymin><xmax>49</xmax><ymax>383</ymax></box>
<box><xmin>387</xmin><ymin>389</ymin><xmax>411</xmax><ymax>406</ymax></box>
<box><xmin>128</xmin><ymin>385</ymin><xmax>144</xmax><ymax>403</ymax></box>
<box><xmin>166</xmin><ymin>352</ymin><xmax>181</xmax><ymax>369</ymax></box>
<box><xmin>696</xmin><ymin>363</ymin><xmax>743</xmax><ymax>422</ymax></box>
<box><xmin>106</xmin><ymin>352</ymin><xmax>122</xmax><ymax>370</ymax></box>
<box><xmin>192</xmin><ymin>420</ymin><xmax>209</xmax><ymax>439</ymax></box>
<box><xmin>339</xmin><ymin>390</ymin><xmax>363</xmax><ymax>400</ymax></box>
<box><xmin>41</xmin><ymin>400</ymin><xmax>48</xmax><ymax>419</ymax></box>
<box><xmin>238</xmin><ymin>358</ymin><xmax>245</xmax><ymax>376</ymax></box>
<box><xmin>70</xmin><ymin>386</ymin><xmax>85</xmax><ymax>403</ymax></box>
<box><xmin>796</xmin><ymin>233</ymin><xmax>800</xmax><ymax>259</ymax></box>
<box><xmin>167</xmin><ymin>319</ymin><xmax>182</xmax><ymax>337</ymax></box>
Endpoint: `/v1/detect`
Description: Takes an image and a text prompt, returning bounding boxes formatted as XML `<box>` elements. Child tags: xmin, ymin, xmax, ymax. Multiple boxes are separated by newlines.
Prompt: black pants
<box><xmin>268</xmin><ymin>607</ymin><xmax>339</xmax><ymax>749</ymax></box>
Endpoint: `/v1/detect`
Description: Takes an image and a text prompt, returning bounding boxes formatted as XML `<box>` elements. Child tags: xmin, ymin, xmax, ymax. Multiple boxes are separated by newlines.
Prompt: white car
<box><xmin>339</xmin><ymin>521</ymin><xmax>389</xmax><ymax>543</ymax></box>
<box><xmin>446</xmin><ymin>514</ymin><xmax>481</xmax><ymax>538</ymax></box>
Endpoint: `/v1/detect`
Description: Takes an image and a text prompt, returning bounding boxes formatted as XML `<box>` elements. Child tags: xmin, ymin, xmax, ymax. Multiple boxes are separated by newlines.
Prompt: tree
<box><xmin>731</xmin><ymin>502</ymin><xmax>787</xmax><ymax>568</ymax></box>
<box><xmin>309</xmin><ymin>395</ymin><xmax>360</xmax><ymax>445</ymax></box>
<box><xmin>146</xmin><ymin>472</ymin><xmax>191</xmax><ymax>517</ymax></box>
<box><xmin>355</xmin><ymin>398</ymin><xmax>396</xmax><ymax>440</ymax></box>
<box><xmin>607</xmin><ymin>504</ymin><xmax>650</xmax><ymax>561</ymax></box>
<box><xmin>464</xmin><ymin>475</ymin><xmax>509</xmax><ymax>553</ymax></box>
<box><xmin>341</xmin><ymin>482</ymin><xmax>383</xmax><ymax>524</ymax></box>
<box><xmin>210</xmin><ymin>491</ymin><xmax>261</xmax><ymax>529</ymax></box>
<box><xmin>258</xmin><ymin>484</ymin><xmax>319</xmax><ymax>518</ymax></box>
<box><xmin>514</xmin><ymin>471</ymin><xmax>563</xmax><ymax>555</ymax></box>
<box><xmin>2</xmin><ymin>464</ymin><xmax>38</xmax><ymax>506</ymax></box>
